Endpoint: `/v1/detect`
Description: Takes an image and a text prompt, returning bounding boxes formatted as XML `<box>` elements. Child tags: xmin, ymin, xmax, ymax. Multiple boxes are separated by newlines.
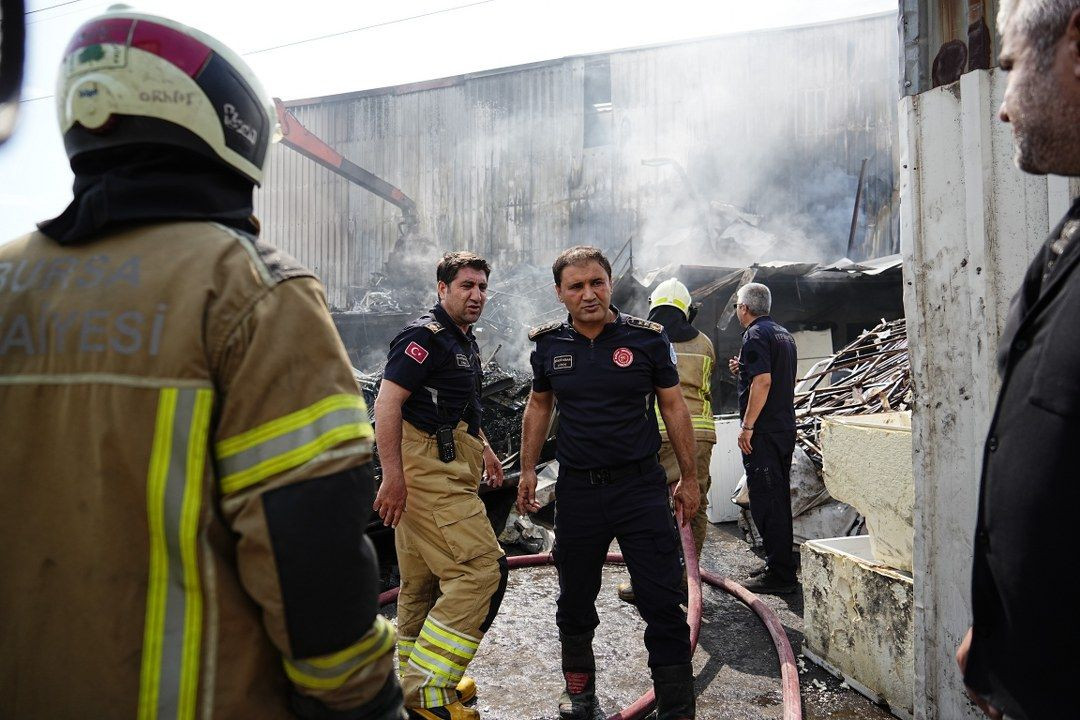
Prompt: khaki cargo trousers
<box><xmin>396</xmin><ymin>421</ymin><xmax>506</xmax><ymax>709</ymax></box>
<box><xmin>659</xmin><ymin>440</ymin><xmax>715</xmax><ymax>557</ymax></box>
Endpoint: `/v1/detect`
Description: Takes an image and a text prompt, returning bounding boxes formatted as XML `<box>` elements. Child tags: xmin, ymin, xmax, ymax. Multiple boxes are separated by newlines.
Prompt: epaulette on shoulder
<box><xmin>529</xmin><ymin>320</ymin><xmax>563</xmax><ymax>341</ymax></box>
<box><xmin>625</xmin><ymin>315</ymin><xmax>663</xmax><ymax>333</ymax></box>
<box><xmin>424</xmin><ymin>321</ymin><xmax>445</xmax><ymax>334</ymax></box>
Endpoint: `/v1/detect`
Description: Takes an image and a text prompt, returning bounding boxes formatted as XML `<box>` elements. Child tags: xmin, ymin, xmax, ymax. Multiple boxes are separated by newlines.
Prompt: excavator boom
<box><xmin>273</xmin><ymin>98</ymin><xmax>419</xmax><ymax>233</ymax></box>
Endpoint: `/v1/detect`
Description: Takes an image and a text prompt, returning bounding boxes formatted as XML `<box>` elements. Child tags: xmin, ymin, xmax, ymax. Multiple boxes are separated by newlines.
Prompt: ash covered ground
<box><xmin>382</xmin><ymin>522</ymin><xmax>896</xmax><ymax>720</ymax></box>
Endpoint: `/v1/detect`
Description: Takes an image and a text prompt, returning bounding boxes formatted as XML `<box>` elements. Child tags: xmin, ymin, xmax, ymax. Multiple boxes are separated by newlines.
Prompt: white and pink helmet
<box><xmin>58</xmin><ymin>7</ymin><xmax>276</xmax><ymax>185</ymax></box>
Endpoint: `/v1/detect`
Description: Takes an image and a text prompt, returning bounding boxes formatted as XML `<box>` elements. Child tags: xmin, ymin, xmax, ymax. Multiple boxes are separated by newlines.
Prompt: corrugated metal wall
<box><xmin>256</xmin><ymin>13</ymin><xmax>899</xmax><ymax>310</ymax></box>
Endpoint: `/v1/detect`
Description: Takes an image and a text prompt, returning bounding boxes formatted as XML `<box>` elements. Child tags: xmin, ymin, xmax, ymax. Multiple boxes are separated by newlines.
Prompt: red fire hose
<box><xmin>378</xmin><ymin>515</ymin><xmax>802</xmax><ymax>720</ymax></box>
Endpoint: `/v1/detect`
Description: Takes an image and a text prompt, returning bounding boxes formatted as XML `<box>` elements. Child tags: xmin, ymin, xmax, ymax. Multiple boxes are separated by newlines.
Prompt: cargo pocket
<box><xmin>433</xmin><ymin>498</ymin><xmax>495</xmax><ymax>564</ymax></box>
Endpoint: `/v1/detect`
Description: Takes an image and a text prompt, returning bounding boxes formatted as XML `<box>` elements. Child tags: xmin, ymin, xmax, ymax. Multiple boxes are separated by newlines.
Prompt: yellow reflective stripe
<box><xmin>139</xmin><ymin>389</ymin><xmax>177</xmax><ymax>720</ymax></box>
<box><xmin>293</xmin><ymin>616</ymin><xmax>395</xmax><ymax>669</ymax></box>
<box><xmin>409</xmin><ymin>644</ymin><xmax>468</xmax><ymax>677</ymax></box>
<box><xmin>284</xmin><ymin>616</ymin><xmax>396</xmax><ymax>691</ymax></box>
<box><xmin>426</xmin><ymin>617</ymin><xmax>480</xmax><ymax>651</ymax></box>
<box><xmin>420</xmin><ymin>685</ymin><xmax>455</xmax><ymax>709</ymax></box>
<box><xmin>419</xmin><ymin>626</ymin><xmax>475</xmax><ymax>661</ymax></box>
<box><xmin>216</xmin><ymin>394</ymin><xmax>366</xmax><ymax>457</ymax></box>
<box><xmin>692</xmin><ymin>416</ymin><xmax>715</xmax><ymax>429</ymax></box>
<box><xmin>178</xmin><ymin>389</ymin><xmax>212</xmax><ymax>720</ymax></box>
<box><xmin>653</xmin><ymin>295</ymin><xmax>689</xmax><ymax>312</ymax></box>
<box><xmin>699</xmin><ymin>353</ymin><xmax>713</xmax><ymax>417</ymax></box>
<box><xmin>219</xmin><ymin>424</ymin><xmax>370</xmax><ymax>495</ymax></box>
<box><xmin>138</xmin><ymin>388</ymin><xmax>213</xmax><ymax>720</ymax></box>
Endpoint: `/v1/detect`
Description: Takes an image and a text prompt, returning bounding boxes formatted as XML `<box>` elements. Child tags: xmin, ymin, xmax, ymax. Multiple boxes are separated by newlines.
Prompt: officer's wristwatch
<box><xmin>741</xmin><ymin>424</ymin><xmax>753</xmax><ymax>431</ymax></box>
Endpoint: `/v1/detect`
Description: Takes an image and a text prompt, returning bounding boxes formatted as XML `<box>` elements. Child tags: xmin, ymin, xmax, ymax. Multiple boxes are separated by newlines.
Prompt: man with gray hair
<box><xmin>954</xmin><ymin>2</ymin><xmax>1080</xmax><ymax>718</ymax></box>
<box><xmin>728</xmin><ymin>282</ymin><xmax>798</xmax><ymax>594</ymax></box>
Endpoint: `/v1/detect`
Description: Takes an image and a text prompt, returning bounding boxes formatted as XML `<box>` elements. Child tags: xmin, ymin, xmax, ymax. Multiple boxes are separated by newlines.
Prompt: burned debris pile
<box><xmin>794</xmin><ymin>318</ymin><xmax>911</xmax><ymax>466</ymax></box>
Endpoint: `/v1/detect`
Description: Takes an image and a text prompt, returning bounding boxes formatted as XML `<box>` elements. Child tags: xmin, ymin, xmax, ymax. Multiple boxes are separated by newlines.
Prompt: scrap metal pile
<box><xmin>793</xmin><ymin>318</ymin><xmax>911</xmax><ymax>466</ymax></box>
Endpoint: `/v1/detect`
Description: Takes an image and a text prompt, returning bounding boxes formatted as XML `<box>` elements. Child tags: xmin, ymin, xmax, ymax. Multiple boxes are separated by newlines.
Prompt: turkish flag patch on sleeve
<box><xmin>405</xmin><ymin>341</ymin><xmax>429</xmax><ymax>364</ymax></box>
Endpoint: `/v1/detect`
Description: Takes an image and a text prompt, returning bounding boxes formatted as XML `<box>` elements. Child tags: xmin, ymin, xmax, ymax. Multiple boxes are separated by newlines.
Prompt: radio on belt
<box><xmin>436</xmin><ymin>426</ymin><xmax>456</xmax><ymax>463</ymax></box>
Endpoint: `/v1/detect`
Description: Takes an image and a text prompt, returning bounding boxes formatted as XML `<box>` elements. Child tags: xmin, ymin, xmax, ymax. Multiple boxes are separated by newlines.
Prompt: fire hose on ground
<box><xmin>378</xmin><ymin>505</ymin><xmax>803</xmax><ymax>720</ymax></box>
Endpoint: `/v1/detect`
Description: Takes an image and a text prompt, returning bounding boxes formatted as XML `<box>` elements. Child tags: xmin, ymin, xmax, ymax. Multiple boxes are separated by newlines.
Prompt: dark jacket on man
<box><xmin>965</xmin><ymin>198</ymin><xmax>1080</xmax><ymax>720</ymax></box>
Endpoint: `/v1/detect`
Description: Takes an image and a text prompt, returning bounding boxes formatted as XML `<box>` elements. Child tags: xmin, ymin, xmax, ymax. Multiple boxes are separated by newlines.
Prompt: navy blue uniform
<box><xmin>530</xmin><ymin>308</ymin><xmax>690</xmax><ymax>668</ymax></box>
<box><xmin>383</xmin><ymin>303</ymin><xmax>483</xmax><ymax>436</ymax></box>
<box><xmin>737</xmin><ymin>315</ymin><xmax>798</xmax><ymax>583</ymax></box>
<box><xmin>737</xmin><ymin>316</ymin><xmax>797</xmax><ymax>432</ymax></box>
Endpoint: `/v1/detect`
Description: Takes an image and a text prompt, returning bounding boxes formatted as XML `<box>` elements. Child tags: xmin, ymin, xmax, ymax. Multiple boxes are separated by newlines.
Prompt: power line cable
<box><xmin>19</xmin><ymin>1</ymin><xmax>498</xmax><ymax>102</ymax></box>
<box><xmin>242</xmin><ymin>0</ymin><xmax>496</xmax><ymax>56</ymax></box>
<box><xmin>26</xmin><ymin>0</ymin><xmax>91</xmax><ymax>13</ymax></box>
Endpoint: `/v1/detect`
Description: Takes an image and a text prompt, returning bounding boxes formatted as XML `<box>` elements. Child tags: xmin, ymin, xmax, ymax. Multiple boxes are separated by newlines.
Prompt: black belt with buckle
<box><xmin>563</xmin><ymin>457</ymin><xmax>659</xmax><ymax>485</ymax></box>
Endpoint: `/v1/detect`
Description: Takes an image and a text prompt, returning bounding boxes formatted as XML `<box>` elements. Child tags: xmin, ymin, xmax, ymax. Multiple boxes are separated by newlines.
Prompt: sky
<box><xmin>0</xmin><ymin>0</ymin><xmax>895</xmax><ymax>241</ymax></box>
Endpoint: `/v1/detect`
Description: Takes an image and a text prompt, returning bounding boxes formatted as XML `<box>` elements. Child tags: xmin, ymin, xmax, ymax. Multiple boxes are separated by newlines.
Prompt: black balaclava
<box><xmin>39</xmin><ymin>145</ymin><xmax>258</xmax><ymax>245</ymax></box>
<box><xmin>648</xmin><ymin>304</ymin><xmax>699</xmax><ymax>343</ymax></box>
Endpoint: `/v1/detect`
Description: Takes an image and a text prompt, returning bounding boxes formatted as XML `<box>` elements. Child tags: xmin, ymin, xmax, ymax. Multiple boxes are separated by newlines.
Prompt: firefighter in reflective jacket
<box><xmin>617</xmin><ymin>278</ymin><xmax>717</xmax><ymax>603</ymax></box>
<box><xmin>373</xmin><ymin>252</ymin><xmax>508</xmax><ymax>720</ymax></box>
<box><xmin>0</xmin><ymin>9</ymin><xmax>401</xmax><ymax>719</ymax></box>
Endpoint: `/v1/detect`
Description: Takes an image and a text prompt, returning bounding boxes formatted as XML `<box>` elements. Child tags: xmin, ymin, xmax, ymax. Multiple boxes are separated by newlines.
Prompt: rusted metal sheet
<box><xmin>255</xmin><ymin>13</ymin><xmax>900</xmax><ymax>309</ymax></box>
<box><xmin>902</xmin><ymin>0</ymin><xmax>1001</xmax><ymax>95</ymax></box>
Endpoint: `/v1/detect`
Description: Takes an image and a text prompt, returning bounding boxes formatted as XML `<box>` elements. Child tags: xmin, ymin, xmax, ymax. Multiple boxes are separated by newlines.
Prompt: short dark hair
<box><xmin>436</xmin><ymin>251</ymin><xmax>491</xmax><ymax>285</ymax></box>
<box><xmin>552</xmin><ymin>245</ymin><xmax>612</xmax><ymax>286</ymax></box>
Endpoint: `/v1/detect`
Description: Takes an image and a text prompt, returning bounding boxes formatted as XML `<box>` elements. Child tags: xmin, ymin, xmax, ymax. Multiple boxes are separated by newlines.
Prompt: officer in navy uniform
<box><xmin>729</xmin><ymin>282</ymin><xmax>799</xmax><ymax>595</ymax></box>
<box><xmin>373</xmin><ymin>251</ymin><xmax>507</xmax><ymax>720</ymax></box>
<box><xmin>517</xmin><ymin>246</ymin><xmax>700</xmax><ymax>720</ymax></box>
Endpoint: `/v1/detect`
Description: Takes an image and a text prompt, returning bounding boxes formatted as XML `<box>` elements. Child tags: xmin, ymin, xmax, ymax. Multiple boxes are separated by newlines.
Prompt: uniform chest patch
<box><xmin>554</xmin><ymin>354</ymin><xmax>574</xmax><ymax>370</ymax></box>
<box><xmin>406</xmin><ymin>341</ymin><xmax>429</xmax><ymax>364</ymax></box>
<box><xmin>612</xmin><ymin>347</ymin><xmax>634</xmax><ymax>368</ymax></box>
<box><xmin>456</xmin><ymin>353</ymin><xmax>470</xmax><ymax>367</ymax></box>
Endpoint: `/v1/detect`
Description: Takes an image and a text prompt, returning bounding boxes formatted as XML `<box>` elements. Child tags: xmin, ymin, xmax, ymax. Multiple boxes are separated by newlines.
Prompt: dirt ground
<box><xmin>382</xmin><ymin>521</ymin><xmax>897</xmax><ymax>720</ymax></box>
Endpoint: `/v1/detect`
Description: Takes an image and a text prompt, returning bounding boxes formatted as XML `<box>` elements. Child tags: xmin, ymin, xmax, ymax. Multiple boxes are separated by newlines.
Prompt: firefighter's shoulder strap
<box><xmin>625</xmin><ymin>315</ymin><xmax>663</xmax><ymax>333</ymax></box>
<box><xmin>529</xmin><ymin>320</ymin><xmax>563</xmax><ymax>341</ymax></box>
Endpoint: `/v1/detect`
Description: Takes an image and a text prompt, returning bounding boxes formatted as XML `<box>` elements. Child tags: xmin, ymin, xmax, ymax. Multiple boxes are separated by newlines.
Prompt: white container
<box><xmin>706</xmin><ymin>415</ymin><xmax>743</xmax><ymax>522</ymax></box>
<box><xmin>820</xmin><ymin>412</ymin><xmax>913</xmax><ymax>572</ymax></box>
<box><xmin>802</xmin><ymin>535</ymin><xmax>914</xmax><ymax>720</ymax></box>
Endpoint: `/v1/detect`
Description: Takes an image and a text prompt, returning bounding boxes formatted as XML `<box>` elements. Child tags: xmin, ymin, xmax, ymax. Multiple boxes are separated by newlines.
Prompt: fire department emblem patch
<box><xmin>612</xmin><ymin>347</ymin><xmax>634</xmax><ymax>368</ymax></box>
<box><xmin>406</xmin><ymin>341</ymin><xmax>429</xmax><ymax>364</ymax></box>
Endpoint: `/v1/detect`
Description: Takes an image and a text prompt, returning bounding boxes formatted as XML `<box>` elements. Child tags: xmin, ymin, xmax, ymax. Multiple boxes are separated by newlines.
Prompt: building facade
<box><xmin>256</xmin><ymin>13</ymin><xmax>899</xmax><ymax>310</ymax></box>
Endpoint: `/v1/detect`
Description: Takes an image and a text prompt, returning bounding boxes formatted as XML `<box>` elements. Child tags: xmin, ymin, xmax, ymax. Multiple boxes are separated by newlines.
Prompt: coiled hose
<box><xmin>378</xmin><ymin>513</ymin><xmax>802</xmax><ymax>720</ymax></box>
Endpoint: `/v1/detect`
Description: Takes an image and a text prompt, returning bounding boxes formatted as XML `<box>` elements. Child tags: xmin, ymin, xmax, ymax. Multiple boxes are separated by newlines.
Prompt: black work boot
<box><xmin>742</xmin><ymin>569</ymin><xmax>798</xmax><ymax>595</ymax></box>
<box><xmin>652</xmin><ymin>664</ymin><xmax>696</xmax><ymax>720</ymax></box>
<box><xmin>558</xmin><ymin>631</ymin><xmax>605</xmax><ymax>720</ymax></box>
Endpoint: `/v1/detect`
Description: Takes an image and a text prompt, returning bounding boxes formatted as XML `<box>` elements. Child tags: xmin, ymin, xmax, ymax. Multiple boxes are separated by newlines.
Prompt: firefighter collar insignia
<box><xmin>456</xmin><ymin>353</ymin><xmax>470</xmax><ymax>367</ymax></box>
<box><xmin>406</xmin><ymin>341</ymin><xmax>429</xmax><ymax>364</ymax></box>
<box><xmin>554</xmin><ymin>354</ymin><xmax>573</xmax><ymax>370</ymax></box>
<box><xmin>613</xmin><ymin>347</ymin><xmax>634</xmax><ymax>368</ymax></box>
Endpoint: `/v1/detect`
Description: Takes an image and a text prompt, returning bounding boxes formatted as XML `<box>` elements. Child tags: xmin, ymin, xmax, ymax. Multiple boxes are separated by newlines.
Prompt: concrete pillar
<box><xmin>899</xmin><ymin>67</ymin><xmax>1070</xmax><ymax>720</ymax></box>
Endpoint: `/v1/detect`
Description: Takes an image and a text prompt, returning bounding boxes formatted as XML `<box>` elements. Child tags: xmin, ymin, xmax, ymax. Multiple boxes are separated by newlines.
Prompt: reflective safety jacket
<box><xmin>0</xmin><ymin>221</ymin><xmax>395</xmax><ymax>719</ymax></box>
<box><xmin>657</xmin><ymin>331</ymin><xmax>717</xmax><ymax>443</ymax></box>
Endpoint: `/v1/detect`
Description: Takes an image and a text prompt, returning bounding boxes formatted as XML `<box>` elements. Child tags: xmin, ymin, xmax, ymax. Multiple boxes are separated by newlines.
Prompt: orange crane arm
<box><xmin>273</xmin><ymin>98</ymin><xmax>419</xmax><ymax>233</ymax></box>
